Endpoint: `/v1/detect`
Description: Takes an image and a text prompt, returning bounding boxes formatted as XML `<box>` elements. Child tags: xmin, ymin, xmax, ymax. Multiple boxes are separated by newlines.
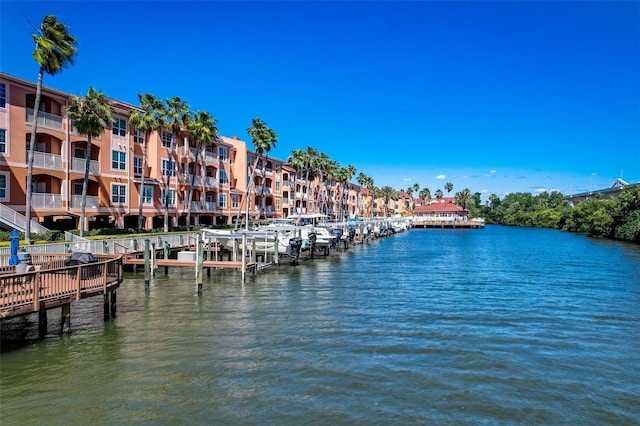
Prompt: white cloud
<box><xmin>535</xmin><ymin>188</ymin><xmax>546</xmax><ymax>193</ymax></box>
<box><xmin>402</xmin><ymin>177</ymin><xmax>412</xmax><ymax>182</ymax></box>
<box><xmin>436</xmin><ymin>174</ymin><xmax>446</xmax><ymax>179</ymax></box>
<box><xmin>481</xmin><ymin>189</ymin><xmax>488</xmax><ymax>193</ymax></box>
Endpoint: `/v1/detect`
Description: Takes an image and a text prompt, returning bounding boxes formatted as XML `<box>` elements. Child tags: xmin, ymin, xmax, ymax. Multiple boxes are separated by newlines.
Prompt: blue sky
<box><xmin>1</xmin><ymin>1</ymin><xmax>638</xmax><ymax>201</ymax></box>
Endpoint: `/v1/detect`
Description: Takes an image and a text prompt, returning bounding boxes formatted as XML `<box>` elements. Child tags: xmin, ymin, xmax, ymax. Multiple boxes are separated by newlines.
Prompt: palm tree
<box><xmin>419</xmin><ymin>188</ymin><xmax>431</xmax><ymax>203</ymax></box>
<box><xmin>380</xmin><ymin>186</ymin><xmax>399</xmax><ymax>217</ymax></box>
<box><xmin>25</xmin><ymin>15</ymin><xmax>78</xmax><ymax>244</ymax></box>
<box><xmin>163</xmin><ymin>97</ymin><xmax>191</xmax><ymax>232</ymax></box>
<box><xmin>412</xmin><ymin>183</ymin><xmax>420</xmax><ymax>194</ymax></box>
<box><xmin>445</xmin><ymin>182</ymin><xmax>453</xmax><ymax>197</ymax></box>
<box><xmin>65</xmin><ymin>88</ymin><xmax>112</xmax><ymax>237</ymax></box>
<box><xmin>356</xmin><ymin>172</ymin><xmax>373</xmax><ymax>217</ymax></box>
<box><xmin>488</xmin><ymin>193</ymin><xmax>500</xmax><ymax>210</ymax></box>
<box><xmin>185</xmin><ymin>110</ymin><xmax>218</xmax><ymax>230</ymax></box>
<box><xmin>455</xmin><ymin>188</ymin><xmax>472</xmax><ymax>211</ymax></box>
<box><xmin>369</xmin><ymin>186</ymin><xmax>383</xmax><ymax>217</ymax></box>
<box><xmin>129</xmin><ymin>93</ymin><xmax>165</xmax><ymax>232</ymax></box>
<box><xmin>247</xmin><ymin>118</ymin><xmax>278</xmax><ymax>219</ymax></box>
<box><xmin>338</xmin><ymin>164</ymin><xmax>357</xmax><ymax>220</ymax></box>
<box><xmin>435</xmin><ymin>189</ymin><xmax>444</xmax><ymax>200</ymax></box>
<box><xmin>287</xmin><ymin>149</ymin><xmax>305</xmax><ymax>217</ymax></box>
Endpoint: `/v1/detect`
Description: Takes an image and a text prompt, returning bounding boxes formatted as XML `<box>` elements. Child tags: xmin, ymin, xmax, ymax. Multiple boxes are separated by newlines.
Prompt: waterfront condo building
<box><xmin>0</xmin><ymin>73</ymin><xmax>371</xmax><ymax>234</ymax></box>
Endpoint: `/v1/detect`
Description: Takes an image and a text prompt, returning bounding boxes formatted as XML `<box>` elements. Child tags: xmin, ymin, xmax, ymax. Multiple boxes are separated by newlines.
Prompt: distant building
<box><xmin>564</xmin><ymin>179</ymin><xmax>639</xmax><ymax>205</ymax></box>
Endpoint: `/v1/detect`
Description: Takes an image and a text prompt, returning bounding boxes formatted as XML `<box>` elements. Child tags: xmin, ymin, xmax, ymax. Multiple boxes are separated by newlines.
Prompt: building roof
<box><xmin>414</xmin><ymin>203</ymin><xmax>465</xmax><ymax>213</ymax></box>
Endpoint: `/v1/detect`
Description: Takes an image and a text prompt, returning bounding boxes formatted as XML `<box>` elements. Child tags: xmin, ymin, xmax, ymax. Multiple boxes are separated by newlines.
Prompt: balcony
<box><xmin>254</xmin><ymin>186</ymin><xmax>272</xmax><ymax>196</ymax></box>
<box><xmin>26</xmin><ymin>108</ymin><xmax>63</xmax><ymax>130</ymax></box>
<box><xmin>203</xmin><ymin>176</ymin><xmax>217</xmax><ymax>187</ymax></box>
<box><xmin>32</xmin><ymin>151</ymin><xmax>62</xmax><ymax>170</ymax></box>
<box><xmin>31</xmin><ymin>193</ymin><xmax>62</xmax><ymax>209</ymax></box>
<box><xmin>71</xmin><ymin>157</ymin><xmax>100</xmax><ymax>175</ymax></box>
<box><xmin>203</xmin><ymin>201</ymin><xmax>217</xmax><ymax>212</ymax></box>
<box><xmin>204</xmin><ymin>150</ymin><xmax>217</xmax><ymax>162</ymax></box>
<box><xmin>181</xmin><ymin>146</ymin><xmax>198</xmax><ymax>159</ymax></box>
<box><xmin>70</xmin><ymin>195</ymin><xmax>99</xmax><ymax>209</ymax></box>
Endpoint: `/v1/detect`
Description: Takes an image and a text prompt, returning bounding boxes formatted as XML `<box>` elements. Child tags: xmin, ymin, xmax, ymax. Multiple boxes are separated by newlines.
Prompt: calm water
<box><xmin>2</xmin><ymin>225</ymin><xmax>639</xmax><ymax>425</ymax></box>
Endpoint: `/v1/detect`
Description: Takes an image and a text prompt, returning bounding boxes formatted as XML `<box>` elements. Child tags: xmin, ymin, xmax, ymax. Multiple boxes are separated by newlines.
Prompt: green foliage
<box><xmin>480</xmin><ymin>187</ymin><xmax>639</xmax><ymax>243</ymax></box>
<box><xmin>614</xmin><ymin>210</ymin><xmax>640</xmax><ymax>243</ymax></box>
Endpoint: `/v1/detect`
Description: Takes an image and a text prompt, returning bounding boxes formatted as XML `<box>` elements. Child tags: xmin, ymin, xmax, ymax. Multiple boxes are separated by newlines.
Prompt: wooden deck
<box><xmin>0</xmin><ymin>254</ymin><xmax>123</xmax><ymax>319</ymax></box>
<box><xmin>412</xmin><ymin>219</ymin><xmax>485</xmax><ymax>229</ymax></box>
<box><xmin>124</xmin><ymin>257</ymin><xmax>257</xmax><ymax>272</ymax></box>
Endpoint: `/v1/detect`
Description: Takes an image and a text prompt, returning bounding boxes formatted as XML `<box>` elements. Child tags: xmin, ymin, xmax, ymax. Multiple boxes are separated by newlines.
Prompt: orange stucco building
<box><xmin>0</xmin><ymin>72</ymin><xmax>368</xmax><ymax>233</ymax></box>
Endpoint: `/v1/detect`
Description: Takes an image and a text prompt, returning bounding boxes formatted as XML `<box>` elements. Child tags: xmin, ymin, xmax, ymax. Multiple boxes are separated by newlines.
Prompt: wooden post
<box><xmin>274</xmin><ymin>231</ymin><xmax>279</xmax><ymax>266</ymax></box>
<box><xmin>151</xmin><ymin>242</ymin><xmax>156</xmax><ymax>277</ymax></box>
<box><xmin>196</xmin><ymin>237</ymin><xmax>204</xmax><ymax>295</ymax></box>
<box><xmin>241</xmin><ymin>234</ymin><xmax>247</xmax><ymax>282</ymax></box>
<box><xmin>233</xmin><ymin>238</ymin><xmax>239</xmax><ymax>262</ymax></box>
<box><xmin>144</xmin><ymin>238</ymin><xmax>150</xmax><ymax>290</ymax></box>
<box><xmin>110</xmin><ymin>290</ymin><xmax>117</xmax><ymax>318</ymax></box>
<box><xmin>103</xmin><ymin>293</ymin><xmax>110</xmax><ymax>320</ymax></box>
<box><xmin>61</xmin><ymin>303</ymin><xmax>71</xmax><ymax>333</ymax></box>
<box><xmin>38</xmin><ymin>307</ymin><xmax>47</xmax><ymax>338</ymax></box>
<box><xmin>164</xmin><ymin>240</ymin><xmax>170</xmax><ymax>275</ymax></box>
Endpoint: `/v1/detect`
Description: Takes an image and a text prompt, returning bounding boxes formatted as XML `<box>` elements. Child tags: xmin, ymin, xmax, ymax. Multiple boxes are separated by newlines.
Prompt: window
<box><xmin>162</xmin><ymin>188</ymin><xmax>176</xmax><ymax>206</ymax></box>
<box><xmin>112</xmin><ymin>117</ymin><xmax>127</xmax><ymax>137</ymax></box>
<box><xmin>219</xmin><ymin>170</ymin><xmax>228</xmax><ymax>185</ymax></box>
<box><xmin>162</xmin><ymin>159</ymin><xmax>176</xmax><ymax>177</ymax></box>
<box><xmin>275</xmin><ymin>199</ymin><xmax>280</xmax><ymax>211</ymax></box>
<box><xmin>133</xmin><ymin>128</ymin><xmax>144</xmax><ymax>144</ymax></box>
<box><xmin>0</xmin><ymin>129</ymin><xmax>5</xmax><ymax>153</ymax></box>
<box><xmin>0</xmin><ymin>173</ymin><xmax>7</xmax><ymax>199</ymax></box>
<box><xmin>275</xmin><ymin>180</ymin><xmax>280</xmax><ymax>191</ymax></box>
<box><xmin>218</xmin><ymin>193</ymin><xmax>227</xmax><ymax>208</ymax></box>
<box><xmin>143</xmin><ymin>186</ymin><xmax>152</xmax><ymax>205</ymax></box>
<box><xmin>162</xmin><ymin>130</ymin><xmax>174</xmax><ymax>148</ymax></box>
<box><xmin>111</xmin><ymin>184</ymin><xmax>126</xmax><ymax>204</ymax></box>
<box><xmin>231</xmin><ymin>194</ymin><xmax>239</xmax><ymax>209</ymax></box>
<box><xmin>134</xmin><ymin>157</ymin><xmax>143</xmax><ymax>175</ymax></box>
<box><xmin>219</xmin><ymin>147</ymin><xmax>228</xmax><ymax>161</ymax></box>
<box><xmin>0</xmin><ymin>83</ymin><xmax>5</xmax><ymax>108</ymax></box>
<box><xmin>111</xmin><ymin>150</ymin><xmax>126</xmax><ymax>170</ymax></box>
<box><xmin>73</xmin><ymin>183</ymin><xmax>83</xmax><ymax>195</ymax></box>
<box><xmin>74</xmin><ymin>147</ymin><xmax>86</xmax><ymax>159</ymax></box>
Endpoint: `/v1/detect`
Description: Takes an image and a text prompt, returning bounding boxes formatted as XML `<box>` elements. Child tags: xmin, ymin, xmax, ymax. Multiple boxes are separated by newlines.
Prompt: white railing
<box><xmin>0</xmin><ymin>233</ymin><xmax>200</xmax><ymax>256</ymax></box>
<box><xmin>32</xmin><ymin>151</ymin><xmax>62</xmax><ymax>170</ymax></box>
<box><xmin>204</xmin><ymin>150</ymin><xmax>217</xmax><ymax>162</ymax></box>
<box><xmin>0</xmin><ymin>203</ymin><xmax>49</xmax><ymax>234</ymax></box>
<box><xmin>203</xmin><ymin>201</ymin><xmax>217</xmax><ymax>211</ymax></box>
<box><xmin>31</xmin><ymin>193</ymin><xmax>62</xmax><ymax>209</ymax></box>
<box><xmin>71</xmin><ymin>157</ymin><xmax>100</xmax><ymax>175</ymax></box>
<box><xmin>26</xmin><ymin>108</ymin><xmax>63</xmax><ymax>130</ymax></box>
<box><xmin>203</xmin><ymin>176</ymin><xmax>217</xmax><ymax>187</ymax></box>
<box><xmin>70</xmin><ymin>195</ymin><xmax>99</xmax><ymax>209</ymax></box>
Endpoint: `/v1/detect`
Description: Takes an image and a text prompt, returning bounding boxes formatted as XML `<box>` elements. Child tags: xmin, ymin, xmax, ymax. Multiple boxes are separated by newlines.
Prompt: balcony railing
<box><xmin>31</xmin><ymin>193</ymin><xmax>62</xmax><ymax>209</ymax></box>
<box><xmin>26</xmin><ymin>108</ymin><xmax>63</xmax><ymax>130</ymax></box>
<box><xmin>203</xmin><ymin>176</ymin><xmax>217</xmax><ymax>187</ymax></box>
<box><xmin>203</xmin><ymin>201</ymin><xmax>217</xmax><ymax>211</ymax></box>
<box><xmin>70</xmin><ymin>195</ymin><xmax>99</xmax><ymax>209</ymax></box>
<box><xmin>32</xmin><ymin>151</ymin><xmax>62</xmax><ymax>170</ymax></box>
<box><xmin>71</xmin><ymin>157</ymin><xmax>100</xmax><ymax>175</ymax></box>
<box><xmin>204</xmin><ymin>150</ymin><xmax>217</xmax><ymax>162</ymax></box>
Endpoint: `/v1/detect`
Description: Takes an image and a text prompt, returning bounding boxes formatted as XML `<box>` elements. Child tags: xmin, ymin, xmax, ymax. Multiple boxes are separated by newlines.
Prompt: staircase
<box><xmin>0</xmin><ymin>203</ymin><xmax>87</xmax><ymax>244</ymax></box>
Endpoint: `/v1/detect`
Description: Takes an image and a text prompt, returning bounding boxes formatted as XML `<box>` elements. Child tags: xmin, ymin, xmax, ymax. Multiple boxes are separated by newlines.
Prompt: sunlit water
<box><xmin>2</xmin><ymin>226</ymin><xmax>639</xmax><ymax>424</ymax></box>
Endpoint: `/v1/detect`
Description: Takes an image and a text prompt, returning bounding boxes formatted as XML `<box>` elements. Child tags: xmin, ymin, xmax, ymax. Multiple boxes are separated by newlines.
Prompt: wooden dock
<box><xmin>412</xmin><ymin>219</ymin><xmax>485</xmax><ymax>229</ymax></box>
<box><xmin>0</xmin><ymin>254</ymin><xmax>123</xmax><ymax>327</ymax></box>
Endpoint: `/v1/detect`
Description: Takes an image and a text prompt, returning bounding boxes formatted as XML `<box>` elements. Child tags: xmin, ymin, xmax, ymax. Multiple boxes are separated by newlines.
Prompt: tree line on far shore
<box><xmin>477</xmin><ymin>187</ymin><xmax>640</xmax><ymax>243</ymax></box>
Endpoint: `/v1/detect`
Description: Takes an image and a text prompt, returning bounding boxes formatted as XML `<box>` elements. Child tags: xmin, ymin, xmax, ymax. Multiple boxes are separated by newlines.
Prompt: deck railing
<box><xmin>0</xmin><ymin>254</ymin><xmax>123</xmax><ymax>318</ymax></box>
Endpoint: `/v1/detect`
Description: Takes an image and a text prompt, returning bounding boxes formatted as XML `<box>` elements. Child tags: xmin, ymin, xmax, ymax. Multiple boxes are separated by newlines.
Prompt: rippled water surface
<box><xmin>2</xmin><ymin>226</ymin><xmax>640</xmax><ymax>424</ymax></box>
